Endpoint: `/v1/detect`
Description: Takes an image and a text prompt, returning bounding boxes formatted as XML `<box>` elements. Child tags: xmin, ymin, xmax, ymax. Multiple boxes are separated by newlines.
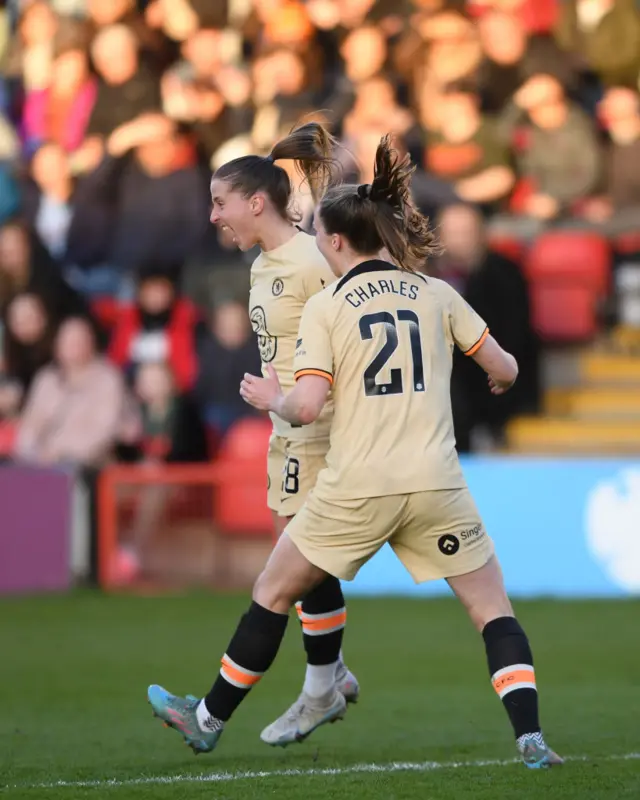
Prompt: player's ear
<box><xmin>331</xmin><ymin>233</ymin><xmax>341</xmax><ymax>252</ymax></box>
<box><xmin>250</xmin><ymin>193</ymin><xmax>265</xmax><ymax>216</ymax></box>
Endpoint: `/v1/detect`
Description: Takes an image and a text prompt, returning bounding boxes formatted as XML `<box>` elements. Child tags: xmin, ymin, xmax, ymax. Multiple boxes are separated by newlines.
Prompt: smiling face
<box><xmin>209</xmin><ymin>178</ymin><xmax>262</xmax><ymax>251</ymax></box>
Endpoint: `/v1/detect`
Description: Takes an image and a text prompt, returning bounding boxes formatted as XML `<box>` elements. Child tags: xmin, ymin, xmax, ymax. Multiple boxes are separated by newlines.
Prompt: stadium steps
<box><xmin>506</xmin><ymin>334</ymin><xmax>640</xmax><ymax>454</ymax></box>
<box><xmin>579</xmin><ymin>352</ymin><xmax>640</xmax><ymax>385</ymax></box>
<box><xmin>544</xmin><ymin>387</ymin><xmax>640</xmax><ymax>419</ymax></box>
<box><xmin>505</xmin><ymin>417</ymin><xmax>640</xmax><ymax>454</ymax></box>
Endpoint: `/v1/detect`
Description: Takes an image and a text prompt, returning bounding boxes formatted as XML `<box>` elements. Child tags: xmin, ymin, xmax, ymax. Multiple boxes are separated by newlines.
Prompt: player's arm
<box><xmin>240</xmin><ymin>365</ymin><xmax>330</xmax><ymax>425</ymax></box>
<box><xmin>471</xmin><ymin>334</ymin><xmax>518</xmax><ymax>395</ymax></box>
<box><xmin>443</xmin><ymin>281</ymin><xmax>518</xmax><ymax>395</ymax></box>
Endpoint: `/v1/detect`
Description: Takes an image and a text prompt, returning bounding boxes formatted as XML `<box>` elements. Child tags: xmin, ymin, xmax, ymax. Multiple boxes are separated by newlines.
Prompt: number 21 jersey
<box><xmin>293</xmin><ymin>260</ymin><xmax>489</xmax><ymax>500</ymax></box>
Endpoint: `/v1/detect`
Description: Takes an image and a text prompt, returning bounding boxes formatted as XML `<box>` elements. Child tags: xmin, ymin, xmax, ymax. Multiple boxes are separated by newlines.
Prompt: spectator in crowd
<box><xmin>16</xmin><ymin>316</ymin><xmax>137</xmax><ymax>467</ymax></box>
<box><xmin>0</xmin><ymin>220</ymin><xmax>88</xmax><ymax>320</ymax></box>
<box><xmin>554</xmin><ymin>0</ymin><xmax>640</xmax><ymax>88</ymax></box>
<box><xmin>76</xmin><ymin>24</ymin><xmax>162</xmax><ymax>173</ymax></box>
<box><xmin>20</xmin><ymin>23</ymin><xmax>97</xmax><ymax>157</ymax></box>
<box><xmin>425</xmin><ymin>84</ymin><xmax>515</xmax><ymax>208</ymax></box>
<box><xmin>584</xmin><ymin>87</ymin><xmax>640</xmax><ymax>224</ymax></box>
<box><xmin>100</xmin><ymin>113</ymin><xmax>209</xmax><ymax>273</ymax></box>
<box><xmin>436</xmin><ymin>203</ymin><xmax>540</xmax><ymax>451</ymax></box>
<box><xmin>5</xmin><ymin>1</ymin><xmax>58</xmax><ymax>93</ymax></box>
<box><xmin>501</xmin><ymin>73</ymin><xmax>602</xmax><ymax>220</ymax></box>
<box><xmin>1</xmin><ymin>292</ymin><xmax>56</xmax><ymax>408</ymax></box>
<box><xmin>109</xmin><ymin>268</ymin><xmax>204</xmax><ymax>392</ymax></box>
<box><xmin>195</xmin><ymin>300</ymin><xmax>262</xmax><ymax>440</ymax></box>
<box><xmin>134</xmin><ymin>360</ymin><xmax>208</xmax><ymax>463</ymax></box>
<box><xmin>476</xmin><ymin>10</ymin><xmax>577</xmax><ymax>114</ymax></box>
<box><xmin>20</xmin><ymin>142</ymin><xmax>113</xmax><ymax>284</ymax></box>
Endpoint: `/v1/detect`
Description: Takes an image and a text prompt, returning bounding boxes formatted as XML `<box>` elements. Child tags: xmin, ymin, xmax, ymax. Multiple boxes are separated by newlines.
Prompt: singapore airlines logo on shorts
<box><xmin>250</xmin><ymin>305</ymin><xmax>277</xmax><ymax>363</ymax></box>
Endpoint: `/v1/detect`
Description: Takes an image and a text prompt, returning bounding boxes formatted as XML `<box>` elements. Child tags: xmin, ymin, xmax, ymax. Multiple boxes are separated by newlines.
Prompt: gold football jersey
<box><xmin>293</xmin><ymin>260</ymin><xmax>489</xmax><ymax>499</ymax></box>
<box><xmin>249</xmin><ymin>230</ymin><xmax>336</xmax><ymax>439</ymax></box>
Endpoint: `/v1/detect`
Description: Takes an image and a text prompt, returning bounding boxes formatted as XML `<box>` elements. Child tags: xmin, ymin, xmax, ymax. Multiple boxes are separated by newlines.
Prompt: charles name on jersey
<box><xmin>344</xmin><ymin>276</ymin><xmax>423</xmax><ymax>309</ymax></box>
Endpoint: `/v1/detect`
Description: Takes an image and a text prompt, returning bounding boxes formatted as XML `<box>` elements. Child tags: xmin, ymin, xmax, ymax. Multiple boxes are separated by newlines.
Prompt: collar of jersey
<box><xmin>333</xmin><ymin>259</ymin><xmax>398</xmax><ymax>295</ymax></box>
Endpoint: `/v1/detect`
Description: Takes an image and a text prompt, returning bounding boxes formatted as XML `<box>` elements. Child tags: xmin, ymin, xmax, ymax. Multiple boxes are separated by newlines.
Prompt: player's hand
<box><xmin>240</xmin><ymin>364</ymin><xmax>282</xmax><ymax>412</ymax></box>
<box><xmin>488</xmin><ymin>374</ymin><xmax>514</xmax><ymax>395</ymax></box>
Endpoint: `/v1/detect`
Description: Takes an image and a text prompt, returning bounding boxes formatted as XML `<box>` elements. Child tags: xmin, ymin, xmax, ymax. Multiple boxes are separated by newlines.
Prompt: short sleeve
<box><xmin>300</xmin><ymin>253</ymin><xmax>335</xmax><ymax>301</ymax></box>
<box><xmin>443</xmin><ymin>282</ymin><xmax>489</xmax><ymax>356</ymax></box>
<box><xmin>293</xmin><ymin>296</ymin><xmax>333</xmax><ymax>385</ymax></box>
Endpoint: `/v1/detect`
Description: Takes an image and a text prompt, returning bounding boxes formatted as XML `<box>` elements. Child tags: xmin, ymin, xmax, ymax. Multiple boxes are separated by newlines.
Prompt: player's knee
<box><xmin>469</xmin><ymin>603</ymin><xmax>515</xmax><ymax>632</ymax></box>
<box><xmin>252</xmin><ymin>569</ymin><xmax>297</xmax><ymax>615</ymax></box>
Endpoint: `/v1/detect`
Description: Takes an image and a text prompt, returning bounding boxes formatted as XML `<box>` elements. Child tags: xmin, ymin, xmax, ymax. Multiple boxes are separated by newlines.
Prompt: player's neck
<box><xmin>257</xmin><ymin>218</ymin><xmax>298</xmax><ymax>253</ymax></box>
<box><xmin>336</xmin><ymin>254</ymin><xmax>380</xmax><ymax>278</ymax></box>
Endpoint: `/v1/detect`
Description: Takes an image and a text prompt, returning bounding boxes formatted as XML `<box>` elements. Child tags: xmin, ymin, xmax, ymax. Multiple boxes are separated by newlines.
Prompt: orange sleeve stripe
<box><xmin>464</xmin><ymin>327</ymin><xmax>489</xmax><ymax>356</ymax></box>
<box><xmin>295</xmin><ymin>368</ymin><xmax>333</xmax><ymax>385</ymax></box>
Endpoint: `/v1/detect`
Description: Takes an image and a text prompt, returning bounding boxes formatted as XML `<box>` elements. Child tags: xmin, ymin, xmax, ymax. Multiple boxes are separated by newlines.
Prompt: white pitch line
<box><xmin>4</xmin><ymin>752</ymin><xmax>639</xmax><ymax>791</ymax></box>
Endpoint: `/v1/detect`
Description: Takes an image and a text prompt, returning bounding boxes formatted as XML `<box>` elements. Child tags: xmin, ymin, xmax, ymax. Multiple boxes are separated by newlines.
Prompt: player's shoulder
<box><xmin>422</xmin><ymin>275</ymin><xmax>460</xmax><ymax>306</ymax></box>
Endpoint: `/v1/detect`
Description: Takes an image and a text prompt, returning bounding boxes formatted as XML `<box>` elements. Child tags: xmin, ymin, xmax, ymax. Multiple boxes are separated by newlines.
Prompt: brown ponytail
<box><xmin>212</xmin><ymin>122</ymin><xmax>340</xmax><ymax>222</ymax></box>
<box><xmin>318</xmin><ymin>135</ymin><xmax>440</xmax><ymax>271</ymax></box>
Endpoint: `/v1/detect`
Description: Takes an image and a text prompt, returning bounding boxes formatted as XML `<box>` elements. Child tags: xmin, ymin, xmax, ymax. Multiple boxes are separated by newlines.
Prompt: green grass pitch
<box><xmin>1</xmin><ymin>592</ymin><xmax>639</xmax><ymax>799</ymax></box>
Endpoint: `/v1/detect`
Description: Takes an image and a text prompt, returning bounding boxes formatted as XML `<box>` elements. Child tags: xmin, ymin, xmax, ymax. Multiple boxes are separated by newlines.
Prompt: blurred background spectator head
<box><xmin>437</xmin><ymin>203</ymin><xmax>485</xmax><ymax>269</ymax></box>
<box><xmin>261</xmin><ymin>0</ymin><xmax>314</xmax><ymax>48</ymax></box>
<box><xmin>87</xmin><ymin>0</ymin><xmax>136</xmax><ymax>27</ymax></box>
<box><xmin>516</xmin><ymin>73</ymin><xmax>567</xmax><ymax>129</ymax></box>
<box><xmin>340</xmin><ymin>26</ymin><xmax>387</xmax><ymax>83</ymax></box>
<box><xmin>51</xmin><ymin>41</ymin><xmax>91</xmax><ymax>96</ymax></box>
<box><xmin>181</xmin><ymin>27</ymin><xmax>224</xmax><ymax>80</ymax></box>
<box><xmin>438</xmin><ymin>85</ymin><xmax>481</xmax><ymax>142</ymax></box>
<box><xmin>91</xmin><ymin>24</ymin><xmax>139</xmax><ymax>86</ymax></box>
<box><xmin>31</xmin><ymin>142</ymin><xmax>71</xmax><ymax>197</ymax></box>
<box><xmin>0</xmin><ymin>222</ymin><xmax>31</xmax><ymax>285</ymax></box>
<box><xmin>156</xmin><ymin>0</ymin><xmax>200</xmax><ymax>42</ymax></box>
<box><xmin>20</xmin><ymin>0</ymin><xmax>58</xmax><ymax>47</ymax></box>
<box><xmin>137</xmin><ymin>271</ymin><xmax>177</xmax><ymax>316</ymax></box>
<box><xmin>6</xmin><ymin>292</ymin><xmax>49</xmax><ymax>346</ymax></box>
<box><xmin>54</xmin><ymin>316</ymin><xmax>96</xmax><ymax>371</ymax></box>
<box><xmin>421</xmin><ymin>11</ymin><xmax>481</xmax><ymax>85</ymax></box>
<box><xmin>211</xmin><ymin>300</ymin><xmax>252</xmax><ymax>349</ymax></box>
<box><xmin>478</xmin><ymin>10</ymin><xmax>527</xmax><ymax>65</ymax></box>
<box><xmin>252</xmin><ymin>48</ymin><xmax>307</xmax><ymax>103</ymax></box>
<box><xmin>134</xmin><ymin>360</ymin><xmax>174</xmax><ymax>405</ymax></box>
<box><xmin>133</xmin><ymin>121</ymin><xmax>182</xmax><ymax>177</ymax></box>
<box><xmin>600</xmin><ymin>87</ymin><xmax>640</xmax><ymax>143</ymax></box>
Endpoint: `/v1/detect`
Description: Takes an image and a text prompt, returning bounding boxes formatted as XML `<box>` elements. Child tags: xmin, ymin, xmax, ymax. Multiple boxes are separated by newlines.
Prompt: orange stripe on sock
<box><xmin>300</xmin><ymin>610</ymin><xmax>347</xmax><ymax>633</ymax></box>
<box><xmin>220</xmin><ymin>658</ymin><xmax>262</xmax><ymax>688</ymax></box>
<box><xmin>295</xmin><ymin>602</ymin><xmax>303</xmax><ymax>620</ymax></box>
<box><xmin>492</xmin><ymin>668</ymin><xmax>535</xmax><ymax>696</ymax></box>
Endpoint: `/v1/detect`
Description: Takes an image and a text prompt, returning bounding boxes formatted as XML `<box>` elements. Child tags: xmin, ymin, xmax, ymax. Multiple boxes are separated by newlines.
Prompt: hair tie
<box><xmin>356</xmin><ymin>183</ymin><xmax>371</xmax><ymax>200</ymax></box>
<box><xmin>265</xmin><ymin>154</ymin><xmax>275</xmax><ymax>163</ymax></box>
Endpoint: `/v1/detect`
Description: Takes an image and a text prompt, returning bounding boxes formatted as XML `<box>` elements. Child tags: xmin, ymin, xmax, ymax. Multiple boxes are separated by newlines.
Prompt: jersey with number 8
<box><xmin>293</xmin><ymin>260</ymin><xmax>489</xmax><ymax>500</ymax></box>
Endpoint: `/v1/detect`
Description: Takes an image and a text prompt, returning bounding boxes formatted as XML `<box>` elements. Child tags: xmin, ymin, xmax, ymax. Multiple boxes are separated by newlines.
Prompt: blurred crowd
<box><xmin>1</xmin><ymin>0</ymin><xmax>640</xmax><ymax>466</ymax></box>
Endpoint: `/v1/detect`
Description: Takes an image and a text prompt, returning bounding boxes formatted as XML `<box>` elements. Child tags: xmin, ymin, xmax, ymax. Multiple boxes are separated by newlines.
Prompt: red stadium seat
<box><xmin>525</xmin><ymin>230</ymin><xmax>611</xmax><ymax>294</ymax></box>
<box><xmin>613</xmin><ymin>231</ymin><xmax>640</xmax><ymax>255</ymax></box>
<box><xmin>525</xmin><ymin>231</ymin><xmax>611</xmax><ymax>342</ymax></box>
<box><xmin>214</xmin><ymin>417</ymin><xmax>273</xmax><ymax>536</ymax></box>
<box><xmin>529</xmin><ymin>284</ymin><xmax>597</xmax><ymax>342</ymax></box>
